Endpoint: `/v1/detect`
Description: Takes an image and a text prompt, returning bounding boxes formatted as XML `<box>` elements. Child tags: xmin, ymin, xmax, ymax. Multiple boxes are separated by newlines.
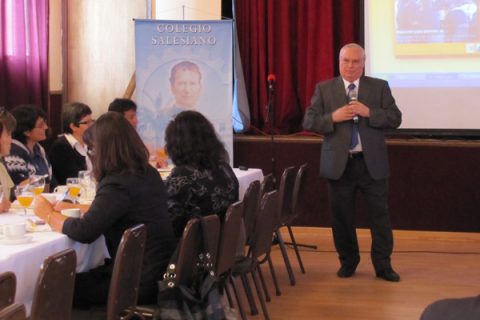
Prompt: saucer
<box><xmin>0</xmin><ymin>235</ymin><xmax>33</xmax><ymax>245</ymax></box>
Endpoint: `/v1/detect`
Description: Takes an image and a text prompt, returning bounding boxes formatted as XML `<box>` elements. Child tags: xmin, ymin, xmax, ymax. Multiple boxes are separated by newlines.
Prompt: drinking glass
<box><xmin>66</xmin><ymin>177</ymin><xmax>81</xmax><ymax>203</ymax></box>
<box><xmin>15</xmin><ymin>185</ymin><xmax>34</xmax><ymax>216</ymax></box>
<box><xmin>78</xmin><ymin>170</ymin><xmax>92</xmax><ymax>200</ymax></box>
<box><xmin>30</xmin><ymin>175</ymin><xmax>46</xmax><ymax>195</ymax></box>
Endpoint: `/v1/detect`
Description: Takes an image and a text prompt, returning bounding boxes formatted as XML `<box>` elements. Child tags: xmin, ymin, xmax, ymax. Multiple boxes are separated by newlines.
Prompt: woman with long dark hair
<box><xmin>34</xmin><ymin>111</ymin><xmax>176</xmax><ymax>307</ymax></box>
<box><xmin>165</xmin><ymin>110</ymin><xmax>239</xmax><ymax>237</ymax></box>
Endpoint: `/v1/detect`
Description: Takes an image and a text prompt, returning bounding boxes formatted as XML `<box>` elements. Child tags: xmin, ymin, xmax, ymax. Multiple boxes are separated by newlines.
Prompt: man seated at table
<box><xmin>108</xmin><ymin>98</ymin><xmax>138</xmax><ymax>129</ymax></box>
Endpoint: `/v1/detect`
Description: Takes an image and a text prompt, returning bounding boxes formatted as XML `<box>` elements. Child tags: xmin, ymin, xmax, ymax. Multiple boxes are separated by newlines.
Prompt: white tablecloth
<box><xmin>0</xmin><ymin>212</ymin><xmax>109</xmax><ymax>313</ymax></box>
<box><xmin>233</xmin><ymin>168</ymin><xmax>264</xmax><ymax>200</ymax></box>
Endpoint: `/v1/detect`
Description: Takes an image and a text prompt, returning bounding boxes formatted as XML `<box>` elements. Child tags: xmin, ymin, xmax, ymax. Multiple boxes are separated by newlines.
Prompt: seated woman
<box><xmin>4</xmin><ymin>104</ymin><xmax>55</xmax><ymax>189</ymax></box>
<box><xmin>164</xmin><ymin>110</ymin><xmax>239</xmax><ymax>237</ymax></box>
<box><xmin>33</xmin><ymin>112</ymin><xmax>177</xmax><ymax>307</ymax></box>
<box><xmin>0</xmin><ymin>108</ymin><xmax>17</xmax><ymax>212</ymax></box>
<box><xmin>49</xmin><ymin>102</ymin><xmax>94</xmax><ymax>185</ymax></box>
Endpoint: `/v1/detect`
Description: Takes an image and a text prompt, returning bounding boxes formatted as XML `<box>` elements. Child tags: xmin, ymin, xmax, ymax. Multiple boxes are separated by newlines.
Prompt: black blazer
<box><xmin>303</xmin><ymin>76</ymin><xmax>402</xmax><ymax>180</ymax></box>
<box><xmin>49</xmin><ymin>136</ymin><xmax>87</xmax><ymax>185</ymax></box>
<box><xmin>62</xmin><ymin>166</ymin><xmax>177</xmax><ymax>296</ymax></box>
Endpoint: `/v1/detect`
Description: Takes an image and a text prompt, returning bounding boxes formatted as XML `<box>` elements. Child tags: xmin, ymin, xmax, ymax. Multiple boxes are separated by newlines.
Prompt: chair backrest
<box><xmin>0</xmin><ymin>272</ymin><xmax>16</xmax><ymax>310</ymax></box>
<box><xmin>215</xmin><ymin>201</ymin><xmax>244</xmax><ymax>276</ymax></box>
<box><xmin>276</xmin><ymin>166</ymin><xmax>296</xmax><ymax>227</ymax></box>
<box><xmin>30</xmin><ymin>249</ymin><xmax>76</xmax><ymax>320</ymax></box>
<box><xmin>176</xmin><ymin>215</ymin><xmax>220</xmax><ymax>286</ymax></box>
<box><xmin>251</xmin><ymin>191</ymin><xmax>278</xmax><ymax>260</ymax></box>
<box><xmin>107</xmin><ymin>224</ymin><xmax>147</xmax><ymax>320</ymax></box>
<box><xmin>0</xmin><ymin>303</ymin><xmax>26</xmax><ymax>320</ymax></box>
<box><xmin>259</xmin><ymin>174</ymin><xmax>275</xmax><ymax>196</ymax></box>
<box><xmin>242</xmin><ymin>180</ymin><xmax>261</xmax><ymax>245</ymax></box>
<box><xmin>289</xmin><ymin>163</ymin><xmax>308</xmax><ymax>223</ymax></box>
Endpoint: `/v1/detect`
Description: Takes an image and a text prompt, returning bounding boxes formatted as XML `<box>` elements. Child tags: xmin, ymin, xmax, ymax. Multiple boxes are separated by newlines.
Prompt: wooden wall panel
<box><xmin>233</xmin><ymin>136</ymin><xmax>480</xmax><ymax>232</ymax></box>
<box><xmin>66</xmin><ymin>0</ymin><xmax>146</xmax><ymax>117</ymax></box>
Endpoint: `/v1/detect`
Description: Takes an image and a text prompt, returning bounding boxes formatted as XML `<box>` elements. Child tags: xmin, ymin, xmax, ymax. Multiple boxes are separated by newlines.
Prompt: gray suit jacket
<box><xmin>303</xmin><ymin>76</ymin><xmax>402</xmax><ymax>180</ymax></box>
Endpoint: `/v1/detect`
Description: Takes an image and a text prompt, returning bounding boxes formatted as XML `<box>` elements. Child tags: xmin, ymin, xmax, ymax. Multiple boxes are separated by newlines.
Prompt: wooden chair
<box><xmin>30</xmin><ymin>249</ymin><xmax>77</xmax><ymax>320</ymax></box>
<box><xmin>232</xmin><ymin>190</ymin><xmax>278</xmax><ymax>320</ymax></box>
<box><xmin>0</xmin><ymin>272</ymin><xmax>16</xmax><ymax>310</ymax></box>
<box><xmin>106</xmin><ymin>224</ymin><xmax>149</xmax><ymax>320</ymax></box>
<box><xmin>0</xmin><ymin>303</ymin><xmax>26</xmax><ymax>320</ymax></box>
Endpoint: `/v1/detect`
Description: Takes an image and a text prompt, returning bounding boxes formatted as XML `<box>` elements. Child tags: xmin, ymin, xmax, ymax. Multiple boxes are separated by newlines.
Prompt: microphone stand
<box><xmin>266</xmin><ymin>81</ymin><xmax>277</xmax><ymax>187</ymax></box>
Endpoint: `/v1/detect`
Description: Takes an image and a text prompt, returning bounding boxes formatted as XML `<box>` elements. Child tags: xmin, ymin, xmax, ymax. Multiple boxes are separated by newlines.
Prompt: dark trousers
<box><xmin>327</xmin><ymin>155</ymin><xmax>393</xmax><ymax>271</ymax></box>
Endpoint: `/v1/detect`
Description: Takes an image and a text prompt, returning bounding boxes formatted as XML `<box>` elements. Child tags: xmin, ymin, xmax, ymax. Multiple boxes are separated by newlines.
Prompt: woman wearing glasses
<box><xmin>48</xmin><ymin>102</ymin><xmax>94</xmax><ymax>185</ymax></box>
<box><xmin>4</xmin><ymin>104</ymin><xmax>55</xmax><ymax>189</ymax></box>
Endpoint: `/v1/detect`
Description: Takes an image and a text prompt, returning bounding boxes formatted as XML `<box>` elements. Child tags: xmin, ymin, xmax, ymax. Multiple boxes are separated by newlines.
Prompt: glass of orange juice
<box><xmin>30</xmin><ymin>175</ymin><xmax>46</xmax><ymax>195</ymax></box>
<box><xmin>15</xmin><ymin>185</ymin><xmax>34</xmax><ymax>216</ymax></box>
<box><xmin>66</xmin><ymin>177</ymin><xmax>81</xmax><ymax>203</ymax></box>
<box><xmin>156</xmin><ymin>148</ymin><xmax>168</xmax><ymax>169</ymax></box>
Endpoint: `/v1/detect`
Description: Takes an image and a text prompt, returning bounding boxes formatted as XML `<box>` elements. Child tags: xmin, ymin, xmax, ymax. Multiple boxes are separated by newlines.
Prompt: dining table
<box><xmin>0</xmin><ymin>166</ymin><xmax>263</xmax><ymax>314</ymax></box>
<box><xmin>0</xmin><ymin>210</ymin><xmax>110</xmax><ymax>314</ymax></box>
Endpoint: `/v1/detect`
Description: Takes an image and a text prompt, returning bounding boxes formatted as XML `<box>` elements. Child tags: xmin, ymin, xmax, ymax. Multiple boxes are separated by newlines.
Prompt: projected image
<box><xmin>394</xmin><ymin>0</ymin><xmax>479</xmax><ymax>55</ymax></box>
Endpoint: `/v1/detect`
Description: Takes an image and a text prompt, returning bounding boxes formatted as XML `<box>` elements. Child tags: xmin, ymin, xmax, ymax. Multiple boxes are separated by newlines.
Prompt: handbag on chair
<box><xmin>154</xmin><ymin>214</ymin><xmax>229</xmax><ymax>320</ymax></box>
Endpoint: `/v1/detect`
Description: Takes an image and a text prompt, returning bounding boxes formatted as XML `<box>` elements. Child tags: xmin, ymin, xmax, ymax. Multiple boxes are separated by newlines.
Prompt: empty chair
<box><xmin>214</xmin><ymin>201</ymin><xmax>246</xmax><ymax>320</ymax></box>
<box><xmin>106</xmin><ymin>224</ymin><xmax>148</xmax><ymax>320</ymax></box>
<box><xmin>30</xmin><ymin>249</ymin><xmax>77</xmax><ymax>320</ymax></box>
<box><xmin>284</xmin><ymin>163</ymin><xmax>309</xmax><ymax>274</ymax></box>
<box><xmin>259</xmin><ymin>174</ymin><xmax>274</xmax><ymax>196</ymax></box>
<box><xmin>0</xmin><ymin>303</ymin><xmax>26</xmax><ymax>320</ymax></box>
<box><xmin>0</xmin><ymin>272</ymin><xmax>16</xmax><ymax>310</ymax></box>
<box><xmin>232</xmin><ymin>190</ymin><xmax>278</xmax><ymax>320</ymax></box>
<box><xmin>242</xmin><ymin>180</ymin><xmax>261</xmax><ymax>247</ymax></box>
<box><xmin>273</xmin><ymin>166</ymin><xmax>297</xmax><ymax>286</ymax></box>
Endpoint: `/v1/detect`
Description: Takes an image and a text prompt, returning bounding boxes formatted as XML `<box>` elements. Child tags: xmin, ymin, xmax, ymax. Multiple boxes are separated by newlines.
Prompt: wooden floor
<box><xmin>249</xmin><ymin>227</ymin><xmax>480</xmax><ymax>320</ymax></box>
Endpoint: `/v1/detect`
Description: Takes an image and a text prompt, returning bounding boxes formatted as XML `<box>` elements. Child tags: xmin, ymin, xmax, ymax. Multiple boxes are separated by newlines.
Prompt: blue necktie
<box><xmin>348</xmin><ymin>83</ymin><xmax>359</xmax><ymax>149</ymax></box>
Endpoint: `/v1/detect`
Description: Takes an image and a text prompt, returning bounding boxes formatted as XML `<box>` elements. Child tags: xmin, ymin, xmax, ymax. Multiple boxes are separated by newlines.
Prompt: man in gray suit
<box><xmin>303</xmin><ymin>43</ymin><xmax>402</xmax><ymax>282</ymax></box>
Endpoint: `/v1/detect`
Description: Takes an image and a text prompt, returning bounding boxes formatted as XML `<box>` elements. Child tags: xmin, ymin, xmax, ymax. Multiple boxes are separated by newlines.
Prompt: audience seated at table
<box><xmin>33</xmin><ymin>111</ymin><xmax>177</xmax><ymax>307</ymax></box>
<box><xmin>164</xmin><ymin>110</ymin><xmax>239</xmax><ymax>237</ymax></box>
<box><xmin>4</xmin><ymin>104</ymin><xmax>55</xmax><ymax>189</ymax></box>
<box><xmin>0</xmin><ymin>107</ymin><xmax>17</xmax><ymax>212</ymax></box>
<box><xmin>49</xmin><ymin>102</ymin><xmax>94</xmax><ymax>185</ymax></box>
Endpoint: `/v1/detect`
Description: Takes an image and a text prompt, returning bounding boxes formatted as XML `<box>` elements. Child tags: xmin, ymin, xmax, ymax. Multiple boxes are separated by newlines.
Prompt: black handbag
<box><xmin>154</xmin><ymin>215</ymin><xmax>227</xmax><ymax>320</ymax></box>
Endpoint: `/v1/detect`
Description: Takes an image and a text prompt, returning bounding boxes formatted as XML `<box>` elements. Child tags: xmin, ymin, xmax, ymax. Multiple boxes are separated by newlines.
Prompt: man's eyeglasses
<box><xmin>78</xmin><ymin>119</ymin><xmax>95</xmax><ymax>126</ymax></box>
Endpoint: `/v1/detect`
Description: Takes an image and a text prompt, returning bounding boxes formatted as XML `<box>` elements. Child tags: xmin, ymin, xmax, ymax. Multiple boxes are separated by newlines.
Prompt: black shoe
<box><xmin>337</xmin><ymin>264</ymin><xmax>357</xmax><ymax>278</ymax></box>
<box><xmin>376</xmin><ymin>267</ymin><xmax>400</xmax><ymax>282</ymax></box>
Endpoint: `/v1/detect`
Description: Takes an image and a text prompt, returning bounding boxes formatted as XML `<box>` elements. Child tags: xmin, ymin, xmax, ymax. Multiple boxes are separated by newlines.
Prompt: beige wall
<box><xmin>49</xmin><ymin>0</ymin><xmax>62</xmax><ymax>92</ymax></box>
<box><xmin>59</xmin><ymin>0</ymin><xmax>220</xmax><ymax>117</ymax></box>
<box><xmin>66</xmin><ymin>0</ymin><xmax>147</xmax><ymax>118</ymax></box>
<box><xmin>156</xmin><ymin>0</ymin><xmax>220</xmax><ymax>20</ymax></box>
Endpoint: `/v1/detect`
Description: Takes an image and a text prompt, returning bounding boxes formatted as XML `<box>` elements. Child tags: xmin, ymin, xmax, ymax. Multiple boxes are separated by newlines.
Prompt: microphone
<box><xmin>348</xmin><ymin>89</ymin><xmax>359</xmax><ymax>123</ymax></box>
<box><xmin>267</xmin><ymin>74</ymin><xmax>276</xmax><ymax>90</ymax></box>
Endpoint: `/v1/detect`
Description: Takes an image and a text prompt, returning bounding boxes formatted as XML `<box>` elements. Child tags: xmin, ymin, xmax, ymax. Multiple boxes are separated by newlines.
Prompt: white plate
<box><xmin>0</xmin><ymin>235</ymin><xmax>33</xmax><ymax>245</ymax></box>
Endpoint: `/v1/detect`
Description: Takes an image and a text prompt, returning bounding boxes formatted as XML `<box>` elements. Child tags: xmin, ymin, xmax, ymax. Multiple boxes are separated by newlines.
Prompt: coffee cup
<box><xmin>41</xmin><ymin>193</ymin><xmax>57</xmax><ymax>204</ymax></box>
<box><xmin>61</xmin><ymin>208</ymin><xmax>81</xmax><ymax>218</ymax></box>
<box><xmin>53</xmin><ymin>185</ymin><xmax>68</xmax><ymax>194</ymax></box>
<box><xmin>4</xmin><ymin>223</ymin><xmax>26</xmax><ymax>239</ymax></box>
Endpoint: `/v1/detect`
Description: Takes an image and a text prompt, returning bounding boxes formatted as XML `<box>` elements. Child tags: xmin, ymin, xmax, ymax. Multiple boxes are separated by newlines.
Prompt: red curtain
<box><xmin>0</xmin><ymin>0</ymin><xmax>49</xmax><ymax>110</ymax></box>
<box><xmin>235</xmin><ymin>0</ymin><xmax>360</xmax><ymax>134</ymax></box>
